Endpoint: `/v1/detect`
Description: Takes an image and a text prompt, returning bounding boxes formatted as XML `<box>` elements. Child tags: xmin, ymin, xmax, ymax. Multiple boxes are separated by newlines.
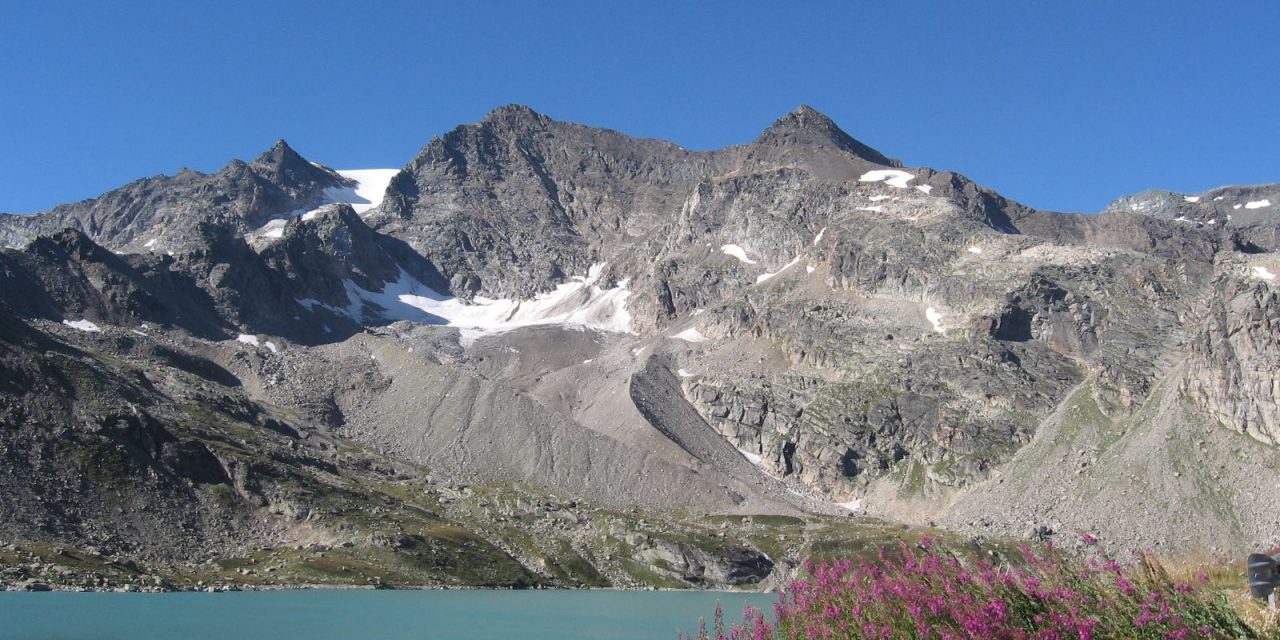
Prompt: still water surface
<box><xmin>0</xmin><ymin>589</ymin><xmax>777</xmax><ymax>639</ymax></box>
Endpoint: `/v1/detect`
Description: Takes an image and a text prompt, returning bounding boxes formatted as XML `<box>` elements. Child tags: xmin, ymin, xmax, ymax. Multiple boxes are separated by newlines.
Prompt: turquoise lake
<box><xmin>0</xmin><ymin>589</ymin><xmax>777</xmax><ymax>639</ymax></box>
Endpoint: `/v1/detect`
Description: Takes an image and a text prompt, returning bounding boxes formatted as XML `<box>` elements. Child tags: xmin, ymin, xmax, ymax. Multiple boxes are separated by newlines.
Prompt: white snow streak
<box><xmin>859</xmin><ymin>169</ymin><xmax>916</xmax><ymax>188</ymax></box>
<box><xmin>813</xmin><ymin>227</ymin><xmax>826</xmax><ymax>245</ymax></box>
<box><xmin>857</xmin><ymin>206</ymin><xmax>884</xmax><ymax>213</ymax></box>
<box><xmin>1252</xmin><ymin>266</ymin><xmax>1276</xmax><ymax>281</ymax></box>
<box><xmin>738</xmin><ymin>448</ymin><xmax>763</xmax><ymax>465</ymax></box>
<box><xmin>236</xmin><ymin>334</ymin><xmax>260</xmax><ymax>347</ymax></box>
<box><xmin>1246</xmin><ymin>200</ymin><xmax>1272</xmax><ymax>209</ymax></box>
<box><xmin>868</xmin><ymin>195</ymin><xmax>891</xmax><ymax>202</ymax></box>
<box><xmin>915</xmin><ymin>185</ymin><xmax>933</xmax><ymax>195</ymax></box>
<box><xmin>1183</xmin><ymin>196</ymin><xmax>1201</xmax><ymax>203</ymax></box>
<box><xmin>678</xmin><ymin>368</ymin><xmax>695</xmax><ymax>378</ymax></box>
<box><xmin>756</xmin><ymin>256</ymin><xmax>802</xmax><ymax>284</ymax></box>
<box><xmin>264</xmin><ymin>341</ymin><xmax>279</xmax><ymax>354</ymax></box>
<box><xmin>967</xmin><ymin>246</ymin><xmax>983</xmax><ymax>254</ymax></box>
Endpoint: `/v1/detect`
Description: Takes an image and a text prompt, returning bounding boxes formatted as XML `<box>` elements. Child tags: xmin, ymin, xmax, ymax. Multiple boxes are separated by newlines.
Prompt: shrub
<box><xmin>686</xmin><ymin>538</ymin><xmax>1267</xmax><ymax>639</ymax></box>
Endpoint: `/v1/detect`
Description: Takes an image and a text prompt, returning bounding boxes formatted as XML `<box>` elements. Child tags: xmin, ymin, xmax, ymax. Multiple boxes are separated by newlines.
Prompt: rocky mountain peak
<box><xmin>243</xmin><ymin>139</ymin><xmax>351</xmax><ymax>204</ymax></box>
<box><xmin>480</xmin><ymin>104</ymin><xmax>553</xmax><ymax>132</ymax></box>
<box><xmin>755</xmin><ymin>105</ymin><xmax>899</xmax><ymax>167</ymax></box>
<box><xmin>251</xmin><ymin>138</ymin><xmax>307</xmax><ymax>170</ymax></box>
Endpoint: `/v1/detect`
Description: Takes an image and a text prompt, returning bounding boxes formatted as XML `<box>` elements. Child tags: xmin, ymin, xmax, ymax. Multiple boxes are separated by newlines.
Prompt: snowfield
<box><xmin>330</xmin><ymin>169</ymin><xmax>400</xmax><ymax>214</ymax></box>
<box><xmin>298</xmin><ymin>263</ymin><xmax>634</xmax><ymax>343</ymax></box>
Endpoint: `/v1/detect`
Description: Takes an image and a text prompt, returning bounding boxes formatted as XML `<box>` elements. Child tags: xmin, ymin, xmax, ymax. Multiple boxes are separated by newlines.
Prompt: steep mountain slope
<box><xmin>2</xmin><ymin>105</ymin><xmax>1279</xmax><ymax>585</ymax></box>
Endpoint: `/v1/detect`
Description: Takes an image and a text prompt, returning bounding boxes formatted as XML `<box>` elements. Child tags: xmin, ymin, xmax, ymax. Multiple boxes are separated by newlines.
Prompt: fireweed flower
<box><xmin>695</xmin><ymin>542</ymin><xmax>1260</xmax><ymax>639</ymax></box>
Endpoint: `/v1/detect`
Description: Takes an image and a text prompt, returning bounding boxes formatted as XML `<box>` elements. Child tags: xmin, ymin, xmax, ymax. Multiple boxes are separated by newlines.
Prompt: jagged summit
<box><xmin>252</xmin><ymin>138</ymin><xmax>304</xmax><ymax>166</ymax></box>
<box><xmin>479</xmin><ymin>103</ymin><xmax>553</xmax><ymax>132</ymax></box>
<box><xmin>755</xmin><ymin>105</ymin><xmax>899</xmax><ymax>167</ymax></box>
<box><xmin>248</xmin><ymin>138</ymin><xmax>348</xmax><ymax>188</ymax></box>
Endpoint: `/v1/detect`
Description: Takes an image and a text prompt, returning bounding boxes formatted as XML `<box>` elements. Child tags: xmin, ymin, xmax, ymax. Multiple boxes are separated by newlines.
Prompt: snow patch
<box><xmin>678</xmin><ymin>368</ymin><xmax>695</xmax><ymax>378</ymax></box>
<box><xmin>130</xmin><ymin>329</ymin><xmax>148</xmax><ymax>337</ymax></box>
<box><xmin>264</xmin><ymin>341</ymin><xmax>279</xmax><ymax>354</ymax></box>
<box><xmin>582</xmin><ymin>359</ymin><xmax>593</xmax><ymax>364</ymax></box>
<box><xmin>1183</xmin><ymin>196</ymin><xmax>1201</xmax><ymax>203</ymax></box>
<box><xmin>859</xmin><ymin>169</ymin><xmax>915</xmax><ymax>188</ymax></box>
<box><xmin>247</xmin><ymin>169</ymin><xmax>398</xmax><ymax>242</ymax></box>
<box><xmin>925</xmin><ymin>307</ymin><xmax>945</xmax><ymax>334</ymax></box>
<box><xmin>737</xmin><ymin>448</ymin><xmax>763</xmax><ymax>465</ymax></box>
<box><xmin>1252</xmin><ymin>266</ymin><xmax>1276</xmax><ymax>281</ymax></box>
<box><xmin>857</xmin><ymin>206</ymin><xmax>884</xmax><ymax>213</ymax></box>
<box><xmin>143</xmin><ymin>238</ymin><xmax>157</xmax><ymax>249</ymax></box>
<box><xmin>1233</xmin><ymin>204</ymin><xmax>1243</xmax><ymax>210</ymax></box>
<box><xmin>915</xmin><ymin>185</ymin><xmax>933</xmax><ymax>195</ymax></box>
<box><xmin>868</xmin><ymin>195</ymin><xmax>891</xmax><ymax>202</ymax></box>
<box><xmin>236</xmin><ymin>334</ymin><xmax>260</xmax><ymax>347</ymax></box>
<box><xmin>967</xmin><ymin>246</ymin><xmax>982</xmax><ymax>254</ymax></box>
<box><xmin>1246</xmin><ymin>200</ymin><xmax>1272</xmax><ymax>209</ymax></box>
<box><xmin>300</xmin><ymin>206</ymin><xmax>331</xmax><ymax>222</ymax></box>
<box><xmin>835</xmin><ymin>498</ymin><xmax>863</xmax><ymax>512</ymax></box>
<box><xmin>253</xmin><ymin>218</ymin><xmax>288</xmax><ymax>240</ymax></box>
<box><xmin>62</xmin><ymin>319</ymin><xmax>101</xmax><ymax>332</ymax></box>
<box><xmin>720</xmin><ymin>244</ymin><xmax>757</xmax><ymax>265</ymax></box>
<box><xmin>671</xmin><ymin>328</ymin><xmax>708</xmax><ymax>342</ymax></box>
<box><xmin>806</xmin><ymin>263</ymin><xmax>816</xmax><ymax>274</ymax></box>
<box><xmin>813</xmin><ymin>227</ymin><xmax>826</xmax><ymax>245</ymax></box>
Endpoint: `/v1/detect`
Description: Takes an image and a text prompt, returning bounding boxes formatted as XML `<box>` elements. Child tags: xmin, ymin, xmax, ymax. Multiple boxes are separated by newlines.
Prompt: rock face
<box><xmin>2</xmin><ymin>104</ymin><xmax>1280</xmax><ymax>567</ymax></box>
<box><xmin>1185</xmin><ymin>270</ymin><xmax>1280</xmax><ymax>444</ymax></box>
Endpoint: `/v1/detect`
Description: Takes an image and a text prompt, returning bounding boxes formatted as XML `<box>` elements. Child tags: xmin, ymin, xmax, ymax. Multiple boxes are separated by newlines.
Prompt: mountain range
<box><xmin>1</xmin><ymin>105</ymin><xmax>1277</xmax><ymax>590</ymax></box>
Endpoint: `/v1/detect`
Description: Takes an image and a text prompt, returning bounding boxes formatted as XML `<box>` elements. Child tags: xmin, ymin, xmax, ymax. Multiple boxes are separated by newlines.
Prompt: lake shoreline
<box><xmin>0</xmin><ymin>578</ymin><xmax>776</xmax><ymax>594</ymax></box>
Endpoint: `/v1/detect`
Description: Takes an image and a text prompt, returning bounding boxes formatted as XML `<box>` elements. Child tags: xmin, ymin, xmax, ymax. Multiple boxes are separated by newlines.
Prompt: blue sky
<box><xmin>2</xmin><ymin>1</ymin><xmax>1276</xmax><ymax>213</ymax></box>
